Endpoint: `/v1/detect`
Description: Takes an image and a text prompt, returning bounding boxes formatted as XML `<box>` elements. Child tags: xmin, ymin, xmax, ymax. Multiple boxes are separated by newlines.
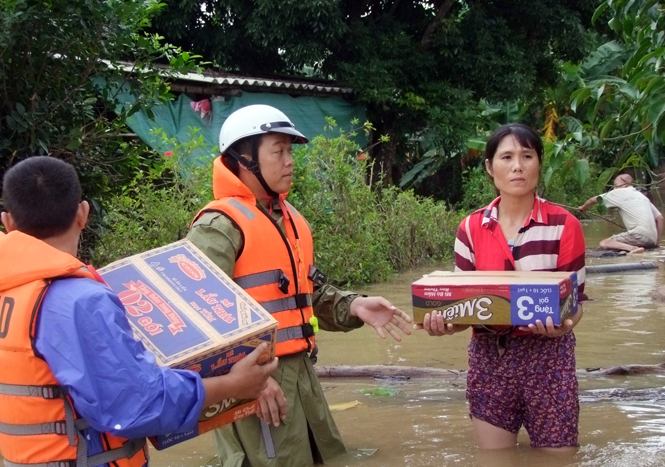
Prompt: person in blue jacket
<box><xmin>0</xmin><ymin>156</ymin><xmax>278</xmax><ymax>466</ymax></box>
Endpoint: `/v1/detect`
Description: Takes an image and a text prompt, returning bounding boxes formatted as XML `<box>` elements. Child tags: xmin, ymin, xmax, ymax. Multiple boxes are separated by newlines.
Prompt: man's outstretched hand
<box><xmin>349</xmin><ymin>296</ymin><xmax>412</xmax><ymax>341</ymax></box>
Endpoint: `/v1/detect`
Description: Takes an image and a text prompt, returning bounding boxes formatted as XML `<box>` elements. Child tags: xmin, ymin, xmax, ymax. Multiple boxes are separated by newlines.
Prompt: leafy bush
<box><xmin>539</xmin><ymin>140</ymin><xmax>601</xmax><ymax>210</ymax></box>
<box><xmin>457</xmin><ymin>165</ymin><xmax>497</xmax><ymax>214</ymax></box>
<box><xmin>291</xmin><ymin>119</ymin><xmax>461</xmax><ymax>287</ymax></box>
<box><xmin>92</xmin><ymin>129</ymin><xmax>212</xmax><ymax>266</ymax></box>
<box><xmin>94</xmin><ymin>121</ymin><xmax>461</xmax><ymax>286</ymax></box>
<box><xmin>379</xmin><ymin>187</ymin><xmax>462</xmax><ymax>271</ymax></box>
<box><xmin>0</xmin><ymin>0</ymin><xmax>202</xmax><ymax>261</ymax></box>
<box><xmin>289</xmin><ymin>123</ymin><xmax>392</xmax><ymax>285</ymax></box>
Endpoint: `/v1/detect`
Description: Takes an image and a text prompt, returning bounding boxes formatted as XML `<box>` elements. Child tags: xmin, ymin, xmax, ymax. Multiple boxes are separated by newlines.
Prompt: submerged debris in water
<box><xmin>586</xmin><ymin>248</ymin><xmax>627</xmax><ymax>258</ymax></box>
<box><xmin>374</xmin><ymin>375</ymin><xmax>410</xmax><ymax>382</ymax></box>
<box><xmin>580</xmin><ymin>387</ymin><xmax>665</xmax><ymax>403</ymax></box>
<box><xmin>350</xmin><ymin>448</ymin><xmax>379</xmax><ymax>458</ymax></box>
<box><xmin>329</xmin><ymin>400</ymin><xmax>364</xmax><ymax>411</ymax></box>
<box><xmin>361</xmin><ymin>387</ymin><xmax>400</xmax><ymax>397</ymax></box>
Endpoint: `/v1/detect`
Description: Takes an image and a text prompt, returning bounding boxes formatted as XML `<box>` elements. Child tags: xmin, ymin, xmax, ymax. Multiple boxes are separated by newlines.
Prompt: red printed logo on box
<box><xmin>559</xmin><ymin>278</ymin><xmax>571</xmax><ymax>299</ymax></box>
<box><xmin>168</xmin><ymin>254</ymin><xmax>206</xmax><ymax>281</ymax></box>
<box><xmin>118</xmin><ymin>281</ymin><xmax>187</xmax><ymax>336</ymax></box>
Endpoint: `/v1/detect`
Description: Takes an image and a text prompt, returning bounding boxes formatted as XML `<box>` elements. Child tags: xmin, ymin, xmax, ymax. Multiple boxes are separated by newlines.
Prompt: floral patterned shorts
<box><xmin>467</xmin><ymin>332</ymin><xmax>579</xmax><ymax>448</ymax></box>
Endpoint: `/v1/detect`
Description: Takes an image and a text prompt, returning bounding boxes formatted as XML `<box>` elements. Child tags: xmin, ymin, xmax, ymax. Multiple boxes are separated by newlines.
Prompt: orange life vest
<box><xmin>0</xmin><ymin>231</ymin><xmax>148</xmax><ymax>467</ymax></box>
<box><xmin>192</xmin><ymin>158</ymin><xmax>317</xmax><ymax>357</ymax></box>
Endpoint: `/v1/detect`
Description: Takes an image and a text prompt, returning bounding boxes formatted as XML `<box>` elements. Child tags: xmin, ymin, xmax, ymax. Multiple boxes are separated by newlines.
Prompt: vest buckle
<box><xmin>278</xmin><ymin>271</ymin><xmax>290</xmax><ymax>294</ymax></box>
<box><xmin>54</xmin><ymin>421</ymin><xmax>68</xmax><ymax>435</ymax></box>
<box><xmin>42</xmin><ymin>385</ymin><xmax>61</xmax><ymax>399</ymax></box>
<box><xmin>308</xmin><ymin>266</ymin><xmax>327</xmax><ymax>287</ymax></box>
<box><xmin>301</xmin><ymin>323</ymin><xmax>315</xmax><ymax>339</ymax></box>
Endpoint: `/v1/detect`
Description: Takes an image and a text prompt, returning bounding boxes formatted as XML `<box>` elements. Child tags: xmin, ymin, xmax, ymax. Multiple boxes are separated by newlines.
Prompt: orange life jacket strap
<box><xmin>1</xmin><ymin>437</ymin><xmax>146</xmax><ymax>467</ymax></box>
<box><xmin>0</xmin><ymin>382</ymin><xmax>145</xmax><ymax>467</ymax></box>
<box><xmin>0</xmin><ymin>382</ymin><xmax>63</xmax><ymax>399</ymax></box>
<box><xmin>0</xmin><ymin>420</ymin><xmax>69</xmax><ymax>436</ymax></box>
<box><xmin>0</xmin><ymin>389</ymin><xmax>80</xmax><ymax>446</ymax></box>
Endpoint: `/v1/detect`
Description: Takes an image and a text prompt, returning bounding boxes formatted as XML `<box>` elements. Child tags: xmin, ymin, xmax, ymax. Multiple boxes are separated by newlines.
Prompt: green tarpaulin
<box><xmin>125</xmin><ymin>92</ymin><xmax>366</xmax><ymax>164</ymax></box>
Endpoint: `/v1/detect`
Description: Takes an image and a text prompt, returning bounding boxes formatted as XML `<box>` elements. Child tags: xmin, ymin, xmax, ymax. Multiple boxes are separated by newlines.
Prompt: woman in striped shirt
<box><xmin>417</xmin><ymin>123</ymin><xmax>585</xmax><ymax>452</ymax></box>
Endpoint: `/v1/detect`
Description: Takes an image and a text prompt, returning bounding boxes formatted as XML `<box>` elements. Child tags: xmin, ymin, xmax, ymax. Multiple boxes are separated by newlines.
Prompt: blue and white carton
<box><xmin>98</xmin><ymin>240</ymin><xmax>277</xmax><ymax>449</ymax></box>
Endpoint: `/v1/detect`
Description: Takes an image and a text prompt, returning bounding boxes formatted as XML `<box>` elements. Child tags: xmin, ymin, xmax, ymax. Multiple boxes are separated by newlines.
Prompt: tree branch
<box><xmin>388</xmin><ymin>0</ymin><xmax>403</xmax><ymax>16</ymax></box>
<box><xmin>420</xmin><ymin>0</ymin><xmax>456</xmax><ymax>50</ymax></box>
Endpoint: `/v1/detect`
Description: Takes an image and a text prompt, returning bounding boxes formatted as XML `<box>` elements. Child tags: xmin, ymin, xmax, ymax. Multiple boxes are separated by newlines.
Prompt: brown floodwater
<box><xmin>5</xmin><ymin>219</ymin><xmax>664</xmax><ymax>466</ymax></box>
<box><xmin>145</xmin><ymin>218</ymin><xmax>665</xmax><ymax>466</ymax></box>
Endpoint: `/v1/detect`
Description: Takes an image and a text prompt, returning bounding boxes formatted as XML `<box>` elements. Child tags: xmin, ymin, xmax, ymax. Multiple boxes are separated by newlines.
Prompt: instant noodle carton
<box><xmin>412</xmin><ymin>270</ymin><xmax>578</xmax><ymax>326</ymax></box>
<box><xmin>98</xmin><ymin>240</ymin><xmax>278</xmax><ymax>450</ymax></box>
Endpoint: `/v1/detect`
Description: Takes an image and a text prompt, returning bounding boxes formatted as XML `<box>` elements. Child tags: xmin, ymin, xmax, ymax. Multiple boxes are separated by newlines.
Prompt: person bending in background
<box><xmin>579</xmin><ymin>173</ymin><xmax>663</xmax><ymax>254</ymax></box>
<box><xmin>416</xmin><ymin>124</ymin><xmax>586</xmax><ymax>452</ymax></box>
<box><xmin>0</xmin><ymin>156</ymin><xmax>276</xmax><ymax>467</ymax></box>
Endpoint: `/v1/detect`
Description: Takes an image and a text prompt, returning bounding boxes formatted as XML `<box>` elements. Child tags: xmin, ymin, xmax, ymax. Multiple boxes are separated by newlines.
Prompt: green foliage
<box><xmin>540</xmin><ymin>148</ymin><xmax>602</xmax><ymax>209</ymax></box>
<box><xmin>151</xmin><ymin>1</ymin><xmax>598</xmax><ymax>193</ymax></box>
<box><xmin>289</xmin><ymin>121</ymin><xmax>392</xmax><ymax>286</ymax></box>
<box><xmin>457</xmin><ymin>166</ymin><xmax>497</xmax><ymax>214</ymax></box>
<box><xmin>558</xmin><ymin>0</ymin><xmax>665</xmax><ymax>175</ymax></box>
<box><xmin>93</xmin><ymin>122</ymin><xmax>460</xmax><ymax>286</ymax></box>
<box><xmin>0</xmin><ymin>0</ymin><xmax>201</xmax><ymax>214</ymax></box>
<box><xmin>92</xmin><ymin>130</ymin><xmax>212</xmax><ymax>266</ymax></box>
<box><xmin>290</xmin><ymin>121</ymin><xmax>461</xmax><ymax>287</ymax></box>
<box><xmin>379</xmin><ymin>186</ymin><xmax>462</xmax><ymax>272</ymax></box>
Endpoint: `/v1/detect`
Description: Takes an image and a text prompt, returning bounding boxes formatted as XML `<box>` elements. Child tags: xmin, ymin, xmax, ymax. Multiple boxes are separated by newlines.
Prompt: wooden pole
<box><xmin>552</xmin><ymin>202</ymin><xmax>625</xmax><ymax>229</ymax></box>
<box><xmin>313</xmin><ymin>363</ymin><xmax>665</xmax><ymax>379</ymax></box>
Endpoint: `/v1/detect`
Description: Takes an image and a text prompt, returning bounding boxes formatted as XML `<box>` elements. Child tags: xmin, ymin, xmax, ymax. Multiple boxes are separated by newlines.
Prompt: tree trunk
<box><xmin>368</xmin><ymin>106</ymin><xmax>399</xmax><ymax>187</ymax></box>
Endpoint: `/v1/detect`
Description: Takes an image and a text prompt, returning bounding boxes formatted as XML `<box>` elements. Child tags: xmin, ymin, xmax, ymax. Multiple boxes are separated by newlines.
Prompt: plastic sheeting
<box><xmin>125</xmin><ymin>92</ymin><xmax>367</xmax><ymax>164</ymax></box>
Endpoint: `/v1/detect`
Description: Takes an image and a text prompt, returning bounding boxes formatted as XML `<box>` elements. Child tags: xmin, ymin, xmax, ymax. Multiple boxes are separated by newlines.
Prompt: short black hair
<box><xmin>2</xmin><ymin>156</ymin><xmax>82</xmax><ymax>239</ymax></box>
<box><xmin>485</xmin><ymin>123</ymin><xmax>543</xmax><ymax>164</ymax></box>
<box><xmin>222</xmin><ymin>134</ymin><xmax>265</xmax><ymax>176</ymax></box>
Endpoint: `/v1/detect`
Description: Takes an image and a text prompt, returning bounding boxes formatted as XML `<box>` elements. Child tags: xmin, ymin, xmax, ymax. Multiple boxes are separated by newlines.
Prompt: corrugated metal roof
<box><xmin>108</xmin><ymin>60</ymin><xmax>353</xmax><ymax>96</ymax></box>
<box><xmin>172</xmin><ymin>71</ymin><xmax>354</xmax><ymax>95</ymax></box>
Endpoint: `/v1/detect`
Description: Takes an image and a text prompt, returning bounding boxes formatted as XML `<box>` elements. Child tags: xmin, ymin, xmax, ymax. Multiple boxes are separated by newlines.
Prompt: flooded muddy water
<box><xmin>73</xmin><ymin>220</ymin><xmax>665</xmax><ymax>465</ymax></box>
<box><xmin>147</xmin><ymin>219</ymin><xmax>665</xmax><ymax>466</ymax></box>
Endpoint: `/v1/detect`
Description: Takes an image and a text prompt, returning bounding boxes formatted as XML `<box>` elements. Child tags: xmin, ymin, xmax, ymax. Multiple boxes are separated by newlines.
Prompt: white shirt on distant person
<box><xmin>601</xmin><ymin>187</ymin><xmax>661</xmax><ymax>244</ymax></box>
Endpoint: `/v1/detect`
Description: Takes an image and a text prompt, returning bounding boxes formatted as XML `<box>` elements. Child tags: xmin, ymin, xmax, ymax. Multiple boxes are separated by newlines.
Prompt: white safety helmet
<box><xmin>218</xmin><ymin>104</ymin><xmax>308</xmax><ymax>153</ymax></box>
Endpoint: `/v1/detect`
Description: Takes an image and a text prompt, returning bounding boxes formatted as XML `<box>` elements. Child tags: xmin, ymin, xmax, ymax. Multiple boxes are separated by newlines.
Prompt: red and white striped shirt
<box><xmin>455</xmin><ymin>195</ymin><xmax>586</xmax><ymax>301</ymax></box>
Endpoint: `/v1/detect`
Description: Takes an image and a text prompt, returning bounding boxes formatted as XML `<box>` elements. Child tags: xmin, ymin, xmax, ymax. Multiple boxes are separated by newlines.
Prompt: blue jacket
<box><xmin>36</xmin><ymin>277</ymin><xmax>205</xmax><ymax>465</ymax></box>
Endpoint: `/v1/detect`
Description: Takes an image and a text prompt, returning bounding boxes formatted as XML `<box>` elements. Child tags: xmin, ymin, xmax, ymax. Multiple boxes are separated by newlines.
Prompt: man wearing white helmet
<box><xmin>187</xmin><ymin>104</ymin><xmax>412</xmax><ymax>466</ymax></box>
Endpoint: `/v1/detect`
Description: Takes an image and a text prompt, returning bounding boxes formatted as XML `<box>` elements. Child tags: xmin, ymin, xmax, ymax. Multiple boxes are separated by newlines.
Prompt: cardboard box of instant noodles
<box><xmin>412</xmin><ymin>270</ymin><xmax>578</xmax><ymax>326</ymax></box>
<box><xmin>98</xmin><ymin>240</ymin><xmax>277</xmax><ymax>450</ymax></box>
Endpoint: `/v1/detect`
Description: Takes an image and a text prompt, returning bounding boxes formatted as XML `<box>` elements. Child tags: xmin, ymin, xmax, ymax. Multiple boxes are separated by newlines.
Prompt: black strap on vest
<box><xmin>234</xmin><ymin>269</ymin><xmax>290</xmax><ymax>295</ymax></box>
<box><xmin>276</xmin><ymin>323</ymin><xmax>315</xmax><ymax>343</ymax></box>
<box><xmin>259</xmin><ymin>294</ymin><xmax>312</xmax><ymax>314</ymax></box>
